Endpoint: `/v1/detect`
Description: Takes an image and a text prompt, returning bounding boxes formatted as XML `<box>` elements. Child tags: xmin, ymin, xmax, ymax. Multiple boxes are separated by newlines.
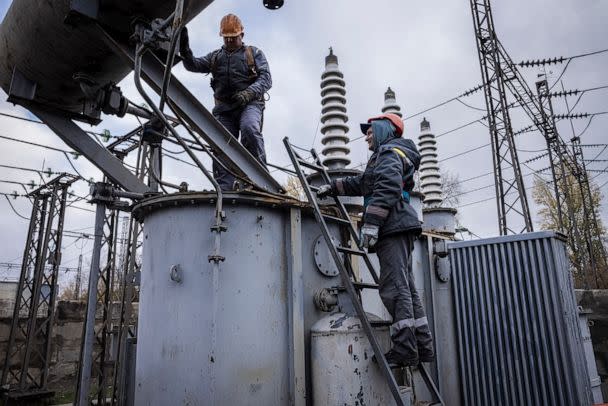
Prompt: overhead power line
<box><xmin>553</xmin><ymin>111</ymin><xmax>608</xmax><ymax>120</ymax></box>
<box><xmin>547</xmin><ymin>84</ymin><xmax>608</xmax><ymax>99</ymax></box>
<box><xmin>517</xmin><ymin>48</ymin><xmax>608</xmax><ymax>68</ymax></box>
<box><xmin>0</xmin><ymin>134</ymin><xmax>73</xmax><ymax>154</ymax></box>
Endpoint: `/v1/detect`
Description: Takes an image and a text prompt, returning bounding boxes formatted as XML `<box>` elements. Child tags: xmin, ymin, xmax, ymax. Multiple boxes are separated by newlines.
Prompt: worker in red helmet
<box><xmin>317</xmin><ymin>113</ymin><xmax>434</xmax><ymax>368</ymax></box>
<box><xmin>179</xmin><ymin>14</ymin><xmax>272</xmax><ymax>190</ymax></box>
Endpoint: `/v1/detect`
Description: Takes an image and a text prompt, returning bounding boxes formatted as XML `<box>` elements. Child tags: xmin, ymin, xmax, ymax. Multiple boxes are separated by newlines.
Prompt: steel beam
<box><xmin>28</xmin><ymin>106</ymin><xmax>150</xmax><ymax>194</ymax></box>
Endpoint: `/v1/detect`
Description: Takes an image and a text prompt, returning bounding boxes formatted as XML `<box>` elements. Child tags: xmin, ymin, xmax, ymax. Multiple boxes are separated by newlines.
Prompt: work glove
<box><xmin>359</xmin><ymin>223</ymin><xmax>379</xmax><ymax>249</ymax></box>
<box><xmin>316</xmin><ymin>184</ymin><xmax>334</xmax><ymax>199</ymax></box>
<box><xmin>179</xmin><ymin>26</ymin><xmax>193</xmax><ymax>58</ymax></box>
<box><xmin>233</xmin><ymin>89</ymin><xmax>256</xmax><ymax>106</ymax></box>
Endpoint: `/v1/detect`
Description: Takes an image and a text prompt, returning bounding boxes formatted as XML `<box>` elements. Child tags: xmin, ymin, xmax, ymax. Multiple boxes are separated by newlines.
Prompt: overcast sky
<box><xmin>0</xmin><ymin>0</ymin><xmax>607</xmax><ymax>283</ymax></box>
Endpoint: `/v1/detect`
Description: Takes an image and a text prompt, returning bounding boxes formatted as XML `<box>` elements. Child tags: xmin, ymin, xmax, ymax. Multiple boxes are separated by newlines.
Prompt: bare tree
<box><xmin>532</xmin><ymin>174</ymin><xmax>608</xmax><ymax>288</ymax></box>
<box><xmin>441</xmin><ymin>169</ymin><xmax>463</xmax><ymax>208</ymax></box>
<box><xmin>283</xmin><ymin>176</ymin><xmax>305</xmax><ymax>200</ymax></box>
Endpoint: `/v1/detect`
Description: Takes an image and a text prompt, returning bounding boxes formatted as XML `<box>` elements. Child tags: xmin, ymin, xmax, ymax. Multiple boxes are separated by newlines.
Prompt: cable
<box><xmin>453</xmin><ymin>171</ymin><xmax>494</xmax><ymax>186</ymax></box>
<box><xmin>588</xmin><ymin>145</ymin><xmax>608</xmax><ymax>163</ymax></box>
<box><xmin>455</xmin><ymin>98</ymin><xmax>486</xmax><ymax>112</ymax></box>
<box><xmin>3</xmin><ymin>195</ymin><xmax>29</xmax><ymax>220</ymax></box>
<box><xmin>541</xmin><ymin>48</ymin><xmax>608</xmax><ymax>91</ymax></box>
<box><xmin>0</xmin><ymin>111</ymin><xmax>119</xmax><ymax>140</ymax></box>
<box><xmin>436</xmin><ymin>118</ymin><xmax>485</xmax><ymax>139</ymax></box>
<box><xmin>403</xmin><ymin>82</ymin><xmax>487</xmax><ymax>121</ymax></box>
<box><xmin>439</xmin><ymin>143</ymin><xmax>490</xmax><ymax>162</ymax></box>
<box><xmin>0</xmin><ymin>134</ymin><xmax>72</xmax><ymax>153</ymax></box>
<box><xmin>554</xmin><ymin>111</ymin><xmax>608</xmax><ymax>120</ymax></box>
<box><xmin>62</xmin><ymin>152</ymin><xmax>92</xmax><ymax>184</ymax></box>
<box><xmin>548</xmin><ymin>84</ymin><xmax>608</xmax><ymax>99</ymax></box>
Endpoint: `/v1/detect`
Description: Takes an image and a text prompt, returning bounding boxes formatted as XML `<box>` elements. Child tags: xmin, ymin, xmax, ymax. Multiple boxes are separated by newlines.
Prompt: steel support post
<box><xmin>286</xmin><ymin>208</ymin><xmax>306</xmax><ymax>406</ymax></box>
<box><xmin>76</xmin><ymin>182</ymin><xmax>121</xmax><ymax>406</ymax></box>
<box><xmin>111</xmin><ymin>217</ymin><xmax>142</xmax><ymax>406</ymax></box>
<box><xmin>77</xmin><ymin>202</ymin><xmax>107</xmax><ymax>406</ymax></box>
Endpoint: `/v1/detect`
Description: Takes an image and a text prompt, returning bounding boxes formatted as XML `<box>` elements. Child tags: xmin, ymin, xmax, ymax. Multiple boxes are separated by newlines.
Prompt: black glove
<box><xmin>233</xmin><ymin>89</ymin><xmax>256</xmax><ymax>106</ymax></box>
<box><xmin>179</xmin><ymin>27</ymin><xmax>192</xmax><ymax>58</ymax></box>
<box><xmin>316</xmin><ymin>184</ymin><xmax>334</xmax><ymax>198</ymax></box>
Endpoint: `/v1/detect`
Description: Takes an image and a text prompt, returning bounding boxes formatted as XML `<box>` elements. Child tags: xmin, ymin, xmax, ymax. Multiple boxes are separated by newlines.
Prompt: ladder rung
<box><xmin>298</xmin><ymin>160</ymin><xmax>324</xmax><ymax>172</ymax></box>
<box><xmin>336</xmin><ymin>246</ymin><xmax>365</xmax><ymax>256</ymax></box>
<box><xmin>322</xmin><ymin>214</ymin><xmax>351</xmax><ymax>225</ymax></box>
<box><xmin>353</xmin><ymin>281</ymin><xmax>379</xmax><ymax>290</ymax></box>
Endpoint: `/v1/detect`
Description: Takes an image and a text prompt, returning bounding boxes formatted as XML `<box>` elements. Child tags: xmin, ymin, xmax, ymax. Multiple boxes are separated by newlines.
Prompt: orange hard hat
<box><xmin>360</xmin><ymin>113</ymin><xmax>404</xmax><ymax>136</ymax></box>
<box><xmin>219</xmin><ymin>14</ymin><xmax>244</xmax><ymax>37</ymax></box>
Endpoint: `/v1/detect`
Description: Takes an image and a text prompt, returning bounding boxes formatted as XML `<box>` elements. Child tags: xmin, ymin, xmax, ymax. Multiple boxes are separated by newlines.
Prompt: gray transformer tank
<box><xmin>132</xmin><ymin>191</ymin><xmax>387</xmax><ymax>405</ymax></box>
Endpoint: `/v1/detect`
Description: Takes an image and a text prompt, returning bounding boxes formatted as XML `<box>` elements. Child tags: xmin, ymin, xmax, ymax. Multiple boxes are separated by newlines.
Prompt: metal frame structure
<box><xmin>537</xmin><ymin>79</ymin><xmax>608</xmax><ymax>288</ymax></box>
<box><xmin>1</xmin><ymin>174</ymin><xmax>77</xmax><ymax>401</ymax></box>
<box><xmin>571</xmin><ymin>135</ymin><xmax>608</xmax><ymax>287</ymax></box>
<box><xmin>469</xmin><ymin>0</ymin><xmax>533</xmax><ymax>235</ymax></box>
<box><xmin>470</xmin><ymin>0</ymin><xmax>608</xmax><ymax>283</ymax></box>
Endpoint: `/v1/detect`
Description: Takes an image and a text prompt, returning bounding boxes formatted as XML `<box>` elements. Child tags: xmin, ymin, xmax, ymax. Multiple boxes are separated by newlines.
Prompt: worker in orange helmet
<box><xmin>317</xmin><ymin>113</ymin><xmax>434</xmax><ymax>368</ymax></box>
<box><xmin>179</xmin><ymin>14</ymin><xmax>272</xmax><ymax>190</ymax></box>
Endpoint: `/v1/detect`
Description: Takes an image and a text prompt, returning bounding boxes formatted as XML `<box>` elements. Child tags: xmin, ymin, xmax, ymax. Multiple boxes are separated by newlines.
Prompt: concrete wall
<box><xmin>0</xmin><ymin>300</ymin><xmax>87</xmax><ymax>394</ymax></box>
<box><xmin>0</xmin><ymin>281</ymin><xmax>18</xmax><ymax>318</ymax></box>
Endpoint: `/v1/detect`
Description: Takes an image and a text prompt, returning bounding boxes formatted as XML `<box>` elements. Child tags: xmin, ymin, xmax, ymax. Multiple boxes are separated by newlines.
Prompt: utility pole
<box><xmin>469</xmin><ymin>0</ymin><xmax>533</xmax><ymax>234</ymax></box>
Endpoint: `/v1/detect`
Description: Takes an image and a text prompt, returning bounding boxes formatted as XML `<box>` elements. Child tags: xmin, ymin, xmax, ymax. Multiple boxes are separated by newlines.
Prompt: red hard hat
<box><xmin>359</xmin><ymin>113</ymin><xmax>404</xmax><ymax>136</ymax></box>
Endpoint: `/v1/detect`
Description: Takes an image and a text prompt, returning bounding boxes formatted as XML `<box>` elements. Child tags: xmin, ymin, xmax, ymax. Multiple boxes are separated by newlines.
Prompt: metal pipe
<box><xmin>148</xmin><ymin>145</ymin><xmax>172</xmax><ymax>193</ymax></box>
<box><xmin>113</xmin><ymin>190</ymin><xmax>145</xmax><ymax>200</ymax></box>
<box><xmin>77</xmin><ymin>203</ymin><xmax>106</xmax><ymax>406</ymax></box>
<box><xmin>134</xmin><ymin>45</ymin><xmax>222</xmax><ymax>207</ymax></box>
<box><xmin>159</xmin><ymin>0</ymin><xmax>184</xmax><ymax>113</ymax></box>
<box><xmin>133</xmin><ymin>45</ymin><xmax>225</xmax><ymax>261</ymax></box>
<box><xmin>153</xmin><ymin>0</ymin><xmax>185</xmax><ymax>194</ymax></box>
<box><xmin>126</xmin><ymin>104</ymin><xmax>153</xmax><ymax>119</ymax></box>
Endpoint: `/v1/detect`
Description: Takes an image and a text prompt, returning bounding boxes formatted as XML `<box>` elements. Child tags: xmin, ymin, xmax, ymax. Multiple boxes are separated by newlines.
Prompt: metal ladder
<box><xmin>283</xmin><ymin>137</ymin><xmax>444</xmax><ymax>406</ymax></box>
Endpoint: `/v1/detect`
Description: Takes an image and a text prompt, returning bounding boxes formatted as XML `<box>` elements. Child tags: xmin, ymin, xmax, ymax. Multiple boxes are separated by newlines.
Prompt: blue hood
<box><xmin>371</xmin><ymin>119</ymin><xmax>397</xmax><ymax>151</ymax></box>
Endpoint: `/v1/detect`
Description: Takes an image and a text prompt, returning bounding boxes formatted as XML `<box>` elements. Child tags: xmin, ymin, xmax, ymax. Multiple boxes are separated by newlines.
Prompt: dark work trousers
<box><xmin>213</xmin><ymin>101</ymin><xmax>267</xmax><ymax>191</ymax></box>
<box><xmin>375</xmin><ymin>232</ymin><xmax>434</xmax><ymax>363</ymax></box>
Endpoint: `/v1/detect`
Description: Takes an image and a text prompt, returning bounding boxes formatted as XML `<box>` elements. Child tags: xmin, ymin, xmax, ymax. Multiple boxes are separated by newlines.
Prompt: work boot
<box><xmin>373</xmin><ymin>349</ymin><xmax>419</xmax><ymax>368</ymax></box>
